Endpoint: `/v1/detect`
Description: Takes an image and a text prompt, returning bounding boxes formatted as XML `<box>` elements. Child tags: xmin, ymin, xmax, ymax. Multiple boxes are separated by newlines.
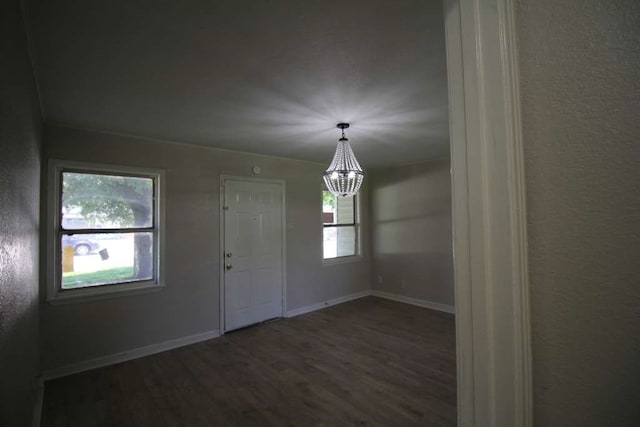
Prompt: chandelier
<box><xmin>323</xmin><ymin>123</ymin><xmax>364</xmax><ymax>197</ymax></box>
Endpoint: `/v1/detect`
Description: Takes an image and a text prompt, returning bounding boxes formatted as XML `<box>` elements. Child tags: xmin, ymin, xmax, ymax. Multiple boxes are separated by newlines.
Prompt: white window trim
<box><xmin>321</xmin><ymin>190</ymin><xmax>362</xmax><ymax>264</ymax></box>
<box><xmin>46</xmin><ymin>159</ymin><xmax>166</xmax><ymax>304</ymax></box>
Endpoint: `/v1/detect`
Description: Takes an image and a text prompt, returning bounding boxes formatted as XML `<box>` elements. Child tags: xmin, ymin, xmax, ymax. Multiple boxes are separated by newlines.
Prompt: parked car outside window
<box><xmin>62</xmin><ymin>235</ymin><xmax>101</xmax><ymax>256</ymax></box>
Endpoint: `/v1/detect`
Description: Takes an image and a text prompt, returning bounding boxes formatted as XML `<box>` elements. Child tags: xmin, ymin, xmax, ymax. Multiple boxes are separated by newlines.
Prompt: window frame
<box><xmin>321</xmin><ymin>188</ymin><xmax>362</xmax><ymax>264</ymax></box>
<box><xmin>46</xmin><ymin>159</ymin><xmax>165</xmax><ymax>304</ymax></box>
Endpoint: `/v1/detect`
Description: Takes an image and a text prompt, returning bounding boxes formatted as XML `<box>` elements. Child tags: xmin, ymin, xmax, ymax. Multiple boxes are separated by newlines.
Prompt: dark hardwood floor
<box><xmin>41</xmin><ymin>297</ymin><xmax>457</xmax><ymax>427</ymax></box>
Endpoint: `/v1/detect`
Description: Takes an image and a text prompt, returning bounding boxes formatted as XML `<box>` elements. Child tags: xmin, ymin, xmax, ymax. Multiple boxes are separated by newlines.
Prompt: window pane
<box><xmin>335</xmin><ymin>194</ymin><xmax>355</xmax><ymax>224</ymax></box>
<box><xmin>323</xmin><ymin>226</ymin><xmax>357</xmax><ymax>259</ymax></box>
<box><xmin>62</xmin><ymin>172</ymin><xmax>153</xmax><ymax>229</ymax></box>
<box><xmin>336</xmin><ymin>226</ymin><xmax>357</xmax><ymax>257</ymax></box>
<box><xmin>61</xmin><ymin>232</ymin><xmax>153</xmax><ymax>289</ymax></box>
<box><xmin>322</xmin><ymin>191</ymin><xmax>354</xmax><ymax>225</ymax></box>
<box><xmin>323</xmin><ymin>227</ymin><xmax>337</xmax><ymax>258</ymax></box>
<box><xmin>322</xmin><ymin>191</ymin><xmax>336</xmax><ymax>225</ymax></box>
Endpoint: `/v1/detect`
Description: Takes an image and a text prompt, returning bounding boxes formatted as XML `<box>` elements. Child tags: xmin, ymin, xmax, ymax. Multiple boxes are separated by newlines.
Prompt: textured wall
<box><xmin>42</xmin><ymin>124</ymin><xmax>371</xmax><ymax>371</ymax></box>
<box><xmin>369</xmin><ymin>160</ymin><xmax>453</xmax><ymax>306</ymax></box>
<box><xmin>0</xmin><ymin>1</ymin><xmax>42</xmax><ymax>426</ymax></box>
<box><xmin>516</xmin><ymin>0</ymin><xmax>640</xmax><ymax>425</ymax></box>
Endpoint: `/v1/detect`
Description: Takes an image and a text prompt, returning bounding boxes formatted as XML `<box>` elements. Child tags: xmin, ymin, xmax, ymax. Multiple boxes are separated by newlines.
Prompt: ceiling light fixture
<box><xmin>323</xmin><ymin>123</ymin><xmax>364</xmax><ymax>197</ymax></box>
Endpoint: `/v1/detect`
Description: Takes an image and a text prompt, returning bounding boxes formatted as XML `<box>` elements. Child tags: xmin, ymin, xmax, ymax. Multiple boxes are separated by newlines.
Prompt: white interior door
<box><xmin>223</xmin><ymin>179</ymin><xmax>284</xmax><ymax>332</ymax></box>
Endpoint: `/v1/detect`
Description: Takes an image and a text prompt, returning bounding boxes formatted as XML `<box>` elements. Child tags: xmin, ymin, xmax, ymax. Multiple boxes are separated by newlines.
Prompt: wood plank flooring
<box><xmin>41</xmin><ymin>297</ymin><xmax>457</xmax><ymax>427</ymax></box>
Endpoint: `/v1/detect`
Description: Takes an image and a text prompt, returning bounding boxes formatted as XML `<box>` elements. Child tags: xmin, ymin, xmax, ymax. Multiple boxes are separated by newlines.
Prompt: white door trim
<box><xmin>219</xmin><ymin>175</ymin><xmax>287</xmax><ymax>334</ymax></box>
<box><xmin>445</xmin><ymin>0</ymin><xmax>533</xmax><ymax>426</ymax></box>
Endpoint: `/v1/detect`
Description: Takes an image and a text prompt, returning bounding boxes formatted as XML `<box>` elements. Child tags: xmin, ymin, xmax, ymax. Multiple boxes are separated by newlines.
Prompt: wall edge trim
<box><xmin>42</xmin><ymin>329</ymin><xmax>220</xmax><ymax>381</ymax></box>
<box><xmin>31</xmin><ymin>376</ymin><xmax>44</xmax><ymax>427</ymax></box>
<box><xmin>42</xmin><ymin>289</ymin><xmax>455</xmax><ymax>383</ymax></box>
<box><xmin>371</xmin><ymin>290</ymin><xmax>455</xmax><ymax>314</ymax></box>
<box><xmin>286</xmin><ymin>290</ymin><xmax>371</xmax><ymax>318</ymax></box>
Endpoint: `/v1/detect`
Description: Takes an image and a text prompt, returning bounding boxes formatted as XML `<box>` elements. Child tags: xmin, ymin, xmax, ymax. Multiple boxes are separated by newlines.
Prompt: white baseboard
<box><xmin>32</xmin><ymin>376</ymin><xmax>43</xmax><ymax>427</ymax></box>
<box><xmin>371</xmin><ymin>290</ymin><xmax>455</xmax><ymax>314</ymax></box>
<box><xmin>41</xmin><ymin>291</ymin><xmax>452</xmax><ymax>382</ymax></box>
<box><xmin>43</xmin><ymin>329</ymin><xmax>220</xmax><ymax>381</ymax></box>
<box><xmin>286</xmin><ymin>290</ymin><xmax>371</xmax><ymax>318</ymax></box>
<box><xmin>285</xmin><ymin>290</ymin><xmax>455</xmax><ymax>317</ymax></box>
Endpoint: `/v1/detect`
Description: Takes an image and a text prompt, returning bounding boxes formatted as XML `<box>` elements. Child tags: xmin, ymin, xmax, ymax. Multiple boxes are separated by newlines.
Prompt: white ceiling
<box><xmin>29</xmin><ymin>0</ymin><xmax>450</xmax><ymax>168</ymax></box>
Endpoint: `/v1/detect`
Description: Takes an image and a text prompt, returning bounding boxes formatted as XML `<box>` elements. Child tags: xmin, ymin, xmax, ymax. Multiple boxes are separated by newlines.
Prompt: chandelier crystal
<box><xmin>323</xmin><ymin>123</ymin><xmax>364</xmax><ymax>197</ymax></box>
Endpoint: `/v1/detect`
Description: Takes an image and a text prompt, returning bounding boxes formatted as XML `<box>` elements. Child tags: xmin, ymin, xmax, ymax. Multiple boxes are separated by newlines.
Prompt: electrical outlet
<box><xmin>401</xmin><ymin>279</ymin><xmax>407</xmax><ymax>289</ymax></box>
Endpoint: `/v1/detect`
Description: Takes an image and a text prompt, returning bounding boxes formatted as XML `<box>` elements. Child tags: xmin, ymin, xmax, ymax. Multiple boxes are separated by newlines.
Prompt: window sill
<box><xmin>47</xmin><ymin>281</ymin><xmax>165</xmax><ymax>305</ymax></box>
<box><xmin>322</xmin><ymin>255</ymin><xmax>362</xmax><ymax>266</ymax></box>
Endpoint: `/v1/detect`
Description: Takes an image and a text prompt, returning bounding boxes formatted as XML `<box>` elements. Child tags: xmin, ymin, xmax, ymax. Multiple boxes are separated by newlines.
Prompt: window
<box><xmin>47</xmin><ymin>160</ymin><xmax>164</xmax><ymax>303</ymax></box>
<box><xmin>322</xmin><ymin>190</ymin><xmax>359</xmax><ymax>260</ymax></box>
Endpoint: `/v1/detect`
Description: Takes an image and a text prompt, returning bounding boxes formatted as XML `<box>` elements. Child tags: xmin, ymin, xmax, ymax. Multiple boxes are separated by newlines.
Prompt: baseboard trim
<box><xmin>286</xmin><ymin>290</ymin><xmax>371</xmax><ymax>318</ymax></box>
<box><xmin>32</xmin><ymin>376</ymin><xmax>43</xmax><ymax>427</ymax></box>
<box><xmin>371</xmin><ymin>290</ymin><xmax>455</xmax><ymax>314</ymax></box>
<box><xmin>43</xmin><ymin>329</ymin><xmax>220</xmax><ymax>381</ymax></box>
<box><xmin>41</xmin><ymin>291</ymin><xmax>453</xmax><ymax>381</ymax></box>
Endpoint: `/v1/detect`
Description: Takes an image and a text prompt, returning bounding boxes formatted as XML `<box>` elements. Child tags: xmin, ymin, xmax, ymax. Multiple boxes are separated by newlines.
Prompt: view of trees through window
<box><xmin>60</xmin><ymin>172</ymin><xmax>155</xmax><ymax>289</ymax></box>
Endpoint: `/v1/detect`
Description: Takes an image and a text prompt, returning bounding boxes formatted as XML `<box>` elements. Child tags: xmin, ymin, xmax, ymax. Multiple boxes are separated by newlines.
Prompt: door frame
<box><xmin>219</xmin><ymin>175</ymin><xmax>287</xmax><ymax>334</ymax></box>
<box><xmin>445</xmin><ymin>0</ymin><xmax>533</xmax><ymax>426</ymax></box>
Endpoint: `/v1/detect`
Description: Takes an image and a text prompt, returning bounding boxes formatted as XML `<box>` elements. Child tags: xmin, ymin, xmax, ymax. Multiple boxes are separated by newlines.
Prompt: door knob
<box><xmin>225</xmin><ymin>264</ymin><xmax>233</xmax><ymax>270</ymax></box>
<box><xmin>225</xmin><ymin>252</ymin><xmax>232</xmax><ymax>258</ymax></box>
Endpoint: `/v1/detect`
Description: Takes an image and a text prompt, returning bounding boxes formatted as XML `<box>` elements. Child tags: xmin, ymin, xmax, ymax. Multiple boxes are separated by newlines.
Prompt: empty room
<box><xmin>5</xmin><ymin>0</ymin><xmax>638</xmax><ymax>426</ymax></box>
<box><xmin>4</xmin><ymin>0</ymin><xmax>459</xmax><ymax>425</ymax></box>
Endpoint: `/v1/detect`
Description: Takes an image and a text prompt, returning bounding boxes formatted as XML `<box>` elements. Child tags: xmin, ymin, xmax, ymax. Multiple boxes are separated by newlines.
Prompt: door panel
<box><xmin>235</xmin><ymin>213</ymin><xmax>253</xmax><ymax>257</ymax></box>
<box><xmin>223</xmin><ymin>179</ymin><xmax>283</xmax><ymax>331</ymax></box>
<box><xmin>255</xmin><ymin>267</ymin><xmax>274</xmax><ymax>304</ymax></box>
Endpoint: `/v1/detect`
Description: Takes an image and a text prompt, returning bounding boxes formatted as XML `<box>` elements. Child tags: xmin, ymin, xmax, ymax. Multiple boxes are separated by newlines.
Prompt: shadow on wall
<box><xmin>369</xmin><ymin>160</ymin><xmax>454</xmax><ymax>307</ymax></box>
<box><xmin>0</xmin><ymin>134</ymin><xmax>41</xmax><ymax>426</ymax></box>
<box><xmin>0</xmin><ymin>301</ymin><xmax>40</xmax><ymax>424</ymax></box>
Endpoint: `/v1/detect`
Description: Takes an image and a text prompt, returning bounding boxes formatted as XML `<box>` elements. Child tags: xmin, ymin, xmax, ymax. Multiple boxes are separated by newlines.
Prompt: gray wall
<box><xmin>369</xmin><ymin>160</ymin><xmax>453</xmax><ymax>307</ymax></box>
<box><xmin>42</xmin><ymin>124</ymin><xmax>371</xmax><ymax>371</ymax></box>
<box><xmin>516</xmin><ymin>0</ymin><xmax>640</xmax><ymax>425</ymax></box>
<box><xmin>0</xmin><ymin>1</ymin><xmax>42</xmax><ymax>425</ymax></box>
